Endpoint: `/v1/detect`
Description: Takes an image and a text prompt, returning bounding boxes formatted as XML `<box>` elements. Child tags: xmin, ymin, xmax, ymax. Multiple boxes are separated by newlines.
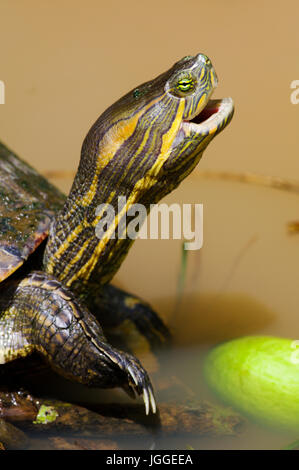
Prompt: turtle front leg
<box><xmin>0</xmin><ymin>272</ymin><xmax>156</xmax><ymax>414</ymax></box>
<box><xmin>85</xmin><ymin>283</ymin><xmax>171</xmax><ymax>349</ymax></box>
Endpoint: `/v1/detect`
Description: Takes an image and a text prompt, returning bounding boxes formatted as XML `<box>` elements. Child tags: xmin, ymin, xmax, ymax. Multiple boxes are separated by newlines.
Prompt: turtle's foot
<box><xmin>126</xmin><ymin>301</ymin><xmax>171</xmax><ymax>349</ymax></box>
<box><xmin>1</xmin><ymin>272</ymin><xmax>157</xmax><ymax>415</ymax></box>
<box><xmin>104</xmin><ymin>348</ymin><xmax>156</xmax><ymax>415</ymax></box>
<box><xmin>89</xmin><ymin>284</ymin><xmax>171</xmax><ymax>350</ymax></box>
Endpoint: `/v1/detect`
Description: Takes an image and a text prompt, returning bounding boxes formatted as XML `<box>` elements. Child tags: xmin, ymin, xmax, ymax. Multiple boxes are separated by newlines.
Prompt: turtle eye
<box><xmin>176</xmin><ymin>78</ymin><xmax>194</xmax><ymax>93</ymax></box>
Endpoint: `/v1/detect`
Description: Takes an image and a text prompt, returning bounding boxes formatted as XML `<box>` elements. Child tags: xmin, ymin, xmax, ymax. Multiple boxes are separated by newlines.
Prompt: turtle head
<box><xmin>80</xmin><ymin>53</ymin><xmax>234</xmax><ymax>200</ymax></box>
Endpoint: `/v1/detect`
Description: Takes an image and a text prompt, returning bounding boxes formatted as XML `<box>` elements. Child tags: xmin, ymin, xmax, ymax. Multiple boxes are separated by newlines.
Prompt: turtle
<box><xmin>0</xmin><ymin>54</ymin><xmax>234</xmax><ymax>414</ymax></box>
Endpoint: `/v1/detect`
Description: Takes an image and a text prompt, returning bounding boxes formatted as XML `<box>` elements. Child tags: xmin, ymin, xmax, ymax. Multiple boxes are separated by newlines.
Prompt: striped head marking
<box><xmin>44</xmin><ymin>54</ymin><xmax>234</xmax><ymax>286</ymax></box>
<box><xmin>80</xmin><ymin>53</ymin><xmax>234</xmax><ymax>201</ymax></box>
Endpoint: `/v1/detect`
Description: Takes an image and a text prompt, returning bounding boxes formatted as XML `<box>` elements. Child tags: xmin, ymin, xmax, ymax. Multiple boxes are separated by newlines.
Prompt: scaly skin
<box><xmin>0</xmin><ymin>54</ymin><xmax>234</xmax><ymax>414</ymax></box>
<box><xmin>43</xmin><ymin>54</ymin><xmax>233</xmax><ymax>290</ymax></box>
<box><xmin>0</xmin><ymin>273</ymin><xmax>155</xmax><ymax>409</ymax></box>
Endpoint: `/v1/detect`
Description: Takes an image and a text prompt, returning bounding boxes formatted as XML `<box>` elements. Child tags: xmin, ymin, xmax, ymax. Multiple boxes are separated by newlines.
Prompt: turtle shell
<box><xmin>0</xmin><ymin>141</ymin><xmax>65</xmax><ymax>282</ymax></box>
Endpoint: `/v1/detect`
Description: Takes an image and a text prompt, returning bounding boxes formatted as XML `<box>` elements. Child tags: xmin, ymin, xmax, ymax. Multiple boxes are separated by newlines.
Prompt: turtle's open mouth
<box><xmin>181</xmin><ymin>97</ymin><xmax>234</xmax><ymax>135</ymax></box>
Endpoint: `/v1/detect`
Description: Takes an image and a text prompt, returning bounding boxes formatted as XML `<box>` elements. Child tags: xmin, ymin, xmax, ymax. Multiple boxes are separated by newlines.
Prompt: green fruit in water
<box><xmin>203</xmin><ymin>336</ymin><xmax>299</xmax><ymax>431</ymax></box>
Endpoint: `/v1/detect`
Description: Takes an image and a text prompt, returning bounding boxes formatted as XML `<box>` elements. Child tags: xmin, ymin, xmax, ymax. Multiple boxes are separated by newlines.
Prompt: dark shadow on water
<box><xmin>155</xmin><ymin>291</ymin><xmax>276</xmax><ymax>346</ymax></box>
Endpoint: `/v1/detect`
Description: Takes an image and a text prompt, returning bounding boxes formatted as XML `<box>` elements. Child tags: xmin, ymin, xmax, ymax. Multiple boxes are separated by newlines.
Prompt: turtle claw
<box><xmin>127</xmin><ymin>365</ymin><xmax>138</xmax><ymax>387</ymax></box>
<box><xmin>104</xmin><ymin>348</ymin><xmax>157</xmax><ymax>414</ymax></box>
<box><xmin>122</xmin><ymin>353</ymin><xmax>157</xmax><ymax>414</ymax></box>
<box><xmin>143</xmin><ymin>383</ymin><xmax>156</xmax><ymax>415</ymax></box>
<box><xmin>148</xmin><ymin>384</ymin><xmax>156</xmax><ymax>414</ymax></box>
<box><xmin>143</xmin><ymin>388</ymin><xmax>150</xmax><ymax>415</ymax></box>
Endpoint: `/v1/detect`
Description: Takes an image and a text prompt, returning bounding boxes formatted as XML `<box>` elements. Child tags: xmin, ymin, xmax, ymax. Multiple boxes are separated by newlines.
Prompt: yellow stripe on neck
<box><xmin>63</xmin><ymin>99</ymin><xmax>185</xmax><ymax>287</ymax></box>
